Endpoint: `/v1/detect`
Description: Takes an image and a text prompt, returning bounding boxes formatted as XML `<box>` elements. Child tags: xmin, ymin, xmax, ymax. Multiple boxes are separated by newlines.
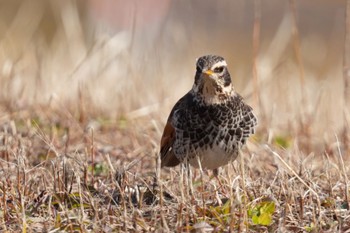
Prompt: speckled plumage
<box><xmin>160</xmin><ymin>55</ymin><xmax>257</xmax><ymax>171</ymax></box>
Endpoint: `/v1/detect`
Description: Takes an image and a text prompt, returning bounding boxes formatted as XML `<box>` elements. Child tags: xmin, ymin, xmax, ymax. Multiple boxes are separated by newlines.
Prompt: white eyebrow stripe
<box><xmin>211</xmin><ymin>60</ymin><xmax>227</xmax><ymax>70</ymax></box>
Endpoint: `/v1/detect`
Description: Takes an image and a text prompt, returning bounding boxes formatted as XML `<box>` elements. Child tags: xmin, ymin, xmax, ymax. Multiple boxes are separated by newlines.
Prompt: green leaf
<box><xmin>261</xmin><ymin>201</ymin><xmax>275</xmax><ymax>214</ymax></box>
<box><xmin>251</xmin><ymin>215</ymin><xmax>259</xmax><ymax>224</ymax></box>
<box><xmin>221</xmin><ymin>200</ymin><xmax>231</xmax><ymax>215</ymax></box>
<box><xmin>273</xmin><ymin>135</ymin><xmax>292</xmax><ymax>148</ymax></box>
<box><xmin>248</xmin><ymin>201</ymin><xmax>275</xmax><ymax>226</ymax></box>
<box><xmin>257</xmin><ymin>212</ymin><xmax>272</xmax><ymax>225</ymax></box>
<box><xmin>304</xmin><ymin>223</ymin><xmax>315</xmax><ymax>232</ymax></box>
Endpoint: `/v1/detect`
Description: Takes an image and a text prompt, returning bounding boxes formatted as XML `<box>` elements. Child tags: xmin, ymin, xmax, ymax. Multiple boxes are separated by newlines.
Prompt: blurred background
<box><xmin>0</xmin><ymin>0</ymin><xmax>347</xmax><ymax>149</ymax></box>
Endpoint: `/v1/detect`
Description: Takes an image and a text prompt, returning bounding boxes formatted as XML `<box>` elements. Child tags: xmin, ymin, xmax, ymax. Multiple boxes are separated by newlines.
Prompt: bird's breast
<box><xmin>187</xmin><ymin>142</ymin><xmax>238</xmax><ymax>170</ymax></box>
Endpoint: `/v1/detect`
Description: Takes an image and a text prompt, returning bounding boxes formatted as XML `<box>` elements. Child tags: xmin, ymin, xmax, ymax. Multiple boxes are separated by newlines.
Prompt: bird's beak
<box><xmin>204</xmin><ymin>70</ymin><xmax>214</xmax><ymax>76</ymax></box>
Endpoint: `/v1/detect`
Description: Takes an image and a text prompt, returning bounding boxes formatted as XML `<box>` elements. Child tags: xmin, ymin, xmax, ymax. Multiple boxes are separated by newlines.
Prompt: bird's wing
<box><xmin>236</xmin><ymin>95</ymin><xmax>258</xmax><ymax>144</ymax></box>
<box><xmin>160</xmin><ymin>121</ymin><xmax>180</xmax><ymax>167</ymax></box>
<box><xmin>160</xmin><ymin>92</ymin><xmax>193</xmax><ymax>167</ymax></box>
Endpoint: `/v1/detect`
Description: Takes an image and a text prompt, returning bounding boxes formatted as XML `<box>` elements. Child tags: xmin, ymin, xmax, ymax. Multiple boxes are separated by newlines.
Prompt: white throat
<box><xmin>192</xmin><ymin>83</ymin><xmax>234</xmax><ymax>105</ymax></box>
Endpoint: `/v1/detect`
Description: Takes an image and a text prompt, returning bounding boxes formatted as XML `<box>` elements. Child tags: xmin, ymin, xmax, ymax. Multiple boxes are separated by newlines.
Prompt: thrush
<box><xmin>160</xmin><ymin>55</ymin><xmax>257</xmax><ymax>174</ymax></box>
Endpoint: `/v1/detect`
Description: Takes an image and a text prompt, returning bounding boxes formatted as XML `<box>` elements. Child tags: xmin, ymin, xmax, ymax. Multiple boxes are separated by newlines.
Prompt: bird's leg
<box><xmin>182</xmin><ymin>160</ymin><xmax>193</xmax><ymax>197</ymax></box>
<box><xmin>213</xmin><ymin>168</ymin><xmax>219</xmax><ymax>177</ymax></box>
<box><xmin>212</xmin><ymin>168</ymin><xmax>224</xmax><ymax>188</ymax></box>
<box><xmin>211</xmin><ymin>168</ymin><xmax>229</xmax><ymax>200</ymax></box>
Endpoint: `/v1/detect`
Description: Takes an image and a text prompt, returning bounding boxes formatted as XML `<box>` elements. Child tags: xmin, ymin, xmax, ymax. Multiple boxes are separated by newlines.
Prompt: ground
<box><xmin>0</xmin><ymin>106</ymin><xmax>349</xmax><ymax>232</ymax></box>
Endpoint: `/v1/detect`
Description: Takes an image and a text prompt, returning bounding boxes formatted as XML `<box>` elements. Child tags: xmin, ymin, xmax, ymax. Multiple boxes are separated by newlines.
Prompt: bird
<box><xmin>159</xmin><ymin>55</ymin><xmax>257</xmax><ymax>175</ymax></box>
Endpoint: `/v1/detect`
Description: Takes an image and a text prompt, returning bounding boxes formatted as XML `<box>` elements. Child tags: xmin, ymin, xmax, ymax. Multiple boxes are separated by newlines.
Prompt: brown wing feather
<box><xmin>160</xmin><ymin>92</ymin><xmax>193</xmax><ymax>167</ymax></box>
<box><xmin>160</xmin><ymin>121</ymin><xmax>180</xmax><ymax>167</ymax></box>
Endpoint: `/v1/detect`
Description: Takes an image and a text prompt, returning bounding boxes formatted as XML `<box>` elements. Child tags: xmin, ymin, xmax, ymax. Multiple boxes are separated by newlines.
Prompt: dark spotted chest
<box><xmin>172</xmin><ymin>96</ymin><xmax>248</xmax><ymax>157</ymax></box>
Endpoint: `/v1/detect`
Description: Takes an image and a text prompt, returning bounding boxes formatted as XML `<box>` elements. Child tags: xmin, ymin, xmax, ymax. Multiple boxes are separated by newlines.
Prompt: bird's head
<box><xmin>192</xmin><ymin>55</ymin><xmax>234</xmax><ymax>104</ymax></box>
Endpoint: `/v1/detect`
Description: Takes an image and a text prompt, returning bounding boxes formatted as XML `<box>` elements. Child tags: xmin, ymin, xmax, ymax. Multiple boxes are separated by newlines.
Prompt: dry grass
<box><xmin>0</xmin><ymin>107</ymin><xmax>349</xmax><ymax>232</ymax></box>
<box><xmin>0</xmin><ymin>1</ymin><xmax>350</xmax><ymax>232</ymax></box>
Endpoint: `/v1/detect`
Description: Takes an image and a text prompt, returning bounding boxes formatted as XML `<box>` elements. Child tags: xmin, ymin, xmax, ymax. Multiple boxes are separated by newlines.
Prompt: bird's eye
<box><xmin>214</xmin><ymin>66</ymin><xmax>224</xmax><ymax>73</ymax></box>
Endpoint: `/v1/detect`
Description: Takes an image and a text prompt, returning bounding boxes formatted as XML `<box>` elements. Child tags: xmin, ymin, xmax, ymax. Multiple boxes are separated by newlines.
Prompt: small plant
<box><xmin>248</xmin><ymin>200</ymin><xmax>275</xmax><ymax>226</ymax></box>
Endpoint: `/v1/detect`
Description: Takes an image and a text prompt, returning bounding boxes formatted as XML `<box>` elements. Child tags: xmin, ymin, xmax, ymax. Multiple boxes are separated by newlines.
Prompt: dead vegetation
<box><xmin>0</xmin><ymin>0</ymin><xmax>350</xmax><ymax>232</ymax></box>
<box><xmin>0</xmin><ymin>107</ymin><xmax>349</xmax><ymax>232</ymax></box>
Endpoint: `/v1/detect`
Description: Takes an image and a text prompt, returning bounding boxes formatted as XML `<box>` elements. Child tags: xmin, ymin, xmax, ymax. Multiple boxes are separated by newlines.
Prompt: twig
<box><xmin>335</xmin><ymin>134</ymin><xmax>349</xmax><ymax>209</ymax></box>
<box><xmin>252</xmin><ymin>0</ymin><xmax>263</xmax><ymax>117</ymax></box>
<box><xmin>90</xmin><ymin>128</ymin><xmax>95</xmax><ymax>186</ymax></box>
<box><xmin>343</xmin><ymin>0</ymin><xmax>350</xmax><ymax>152</ymax></box>
<box><xmin>289</xmin><ymin>0</ymin><xmax>307</xmax><ymax>112</ymax></box>
<box><xmin>239</xmin><ymin>150</ymin><xmax>248</xmax><ymax>232</ymax></box>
